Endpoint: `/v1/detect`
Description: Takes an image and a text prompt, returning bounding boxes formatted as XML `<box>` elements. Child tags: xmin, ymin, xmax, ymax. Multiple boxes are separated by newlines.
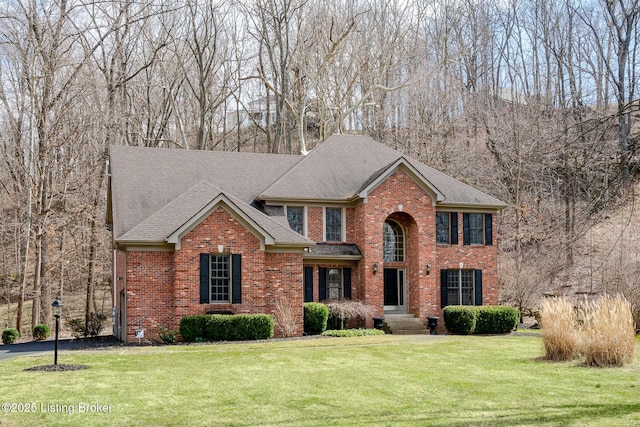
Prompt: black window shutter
<box><xmin>485</xmin><ymin>214</ymin><xmax>493</xmax><ymax>245</ymax></box>
<box><xmin>231</xmin><ymin>254</ymin><xmax>242</xmax><ymax>304</ymax></box>
<box><xmin>450</xmin><ymin>212</ymin><xmax>458</xmax><ymax>244</ymax></box>
<box><xmin>343</xmin><ymin>268</ymin><xmax>352</xmax><ymax>299</ymax></box>
<box><xmin>199</xmin><ymin>253</ymin><xmax>210</xmax><ymax>304</ymax></box>
<box><xmin>319</xmin><ymin>268</ymin><xmax>327</xmax><ymax>301</ymax></box>
<box><xmin>440</xmin><ymin>269</ymin><xmax>448</xmax><ymax>308</ymax></box>
<box><xmin>463</xmin><ymin>213</ymin><xmax>470</xmax><ymax>245</ymax></box>
<box><xmin>304</xmin><ymin>267</ymin><xmax>314</xmax><ymax>302</ymax></box>
<box><xmin>474</xmin><ymin>269</ymin><xmax>483</xmax><ymax>306</ymax></box>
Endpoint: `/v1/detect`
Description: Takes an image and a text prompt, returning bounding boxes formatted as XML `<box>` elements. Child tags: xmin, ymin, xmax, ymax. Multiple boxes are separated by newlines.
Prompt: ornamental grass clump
<box><xmin>540</xmin><ymin>297</ymin><xmax>580</xmax><ymax>361</ymax></box>
<box><xmin>579</xmin><ymin>295</ymin><xmax>635</xmax><ymax>367</ymax></box>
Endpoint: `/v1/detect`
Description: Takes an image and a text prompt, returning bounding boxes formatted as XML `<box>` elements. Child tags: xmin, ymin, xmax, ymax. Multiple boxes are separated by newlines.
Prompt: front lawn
<box><xmin>0</xmin><ymin>334</ymin><xmax>638</xmax><ymax>426</ymax></box>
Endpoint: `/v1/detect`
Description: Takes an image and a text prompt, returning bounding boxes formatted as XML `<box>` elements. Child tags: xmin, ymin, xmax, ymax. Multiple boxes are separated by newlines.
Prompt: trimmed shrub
<box><xmin>180</xmin><ymin>314</ymin><xmax>274</xmax><ymax>342</ymax></box>
<box><xmin>443</xmin><ymin>306</ymin><xmax>477</xmax><ymax>334</ymax></box>
<box><xmin>580</xmin><ymin>295</ymin><xmax>635</xmax><ymax>367</ymax></box>
<box><xmin>321</xmin><ymin>328</ymin><xmax>385</xmax><ymax>337</ymax></box>
<box><xmin>207</xmin><ymin>314</ymin><xmax>274</xmax><ymax>341</ymax></box>
<box><xmin>179</xmin><ymin>315</ymin><xmax>208</xmax><ymax>342</ymax></box>
<box><xmin>304</xmin><ymin>302</ymin><xmax>329</xmax><ymax>335</ymax></box>
<box><xmin>2</xmin><ymin>328</ymin><xmax>19</xmax><ymax>344</ymax></box>
<box><xmin>33</xmin><ymin>324</ymin><xmax>51</xmax><ymax>341</ymax></box>
<box><xmin>540</xmin><ymin>297</ymin><xmax>581</xmax><ymax>361</ymax></box>
<box><xmin>444</xmin><ymin>306</ymin><xmax>520</xmax><ymax>335</ymax></box>
<box><xmin>474</xmin><ymin>306</ymin><xmax>519</xmax><ymax>334</ymax></box>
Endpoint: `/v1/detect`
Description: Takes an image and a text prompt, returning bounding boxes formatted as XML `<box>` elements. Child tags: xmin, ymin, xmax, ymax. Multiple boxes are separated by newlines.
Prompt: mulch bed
<box><xmin>24</xmin><ymin>364</ymin><xmax>89</xmax><ymax>372</ymax></box>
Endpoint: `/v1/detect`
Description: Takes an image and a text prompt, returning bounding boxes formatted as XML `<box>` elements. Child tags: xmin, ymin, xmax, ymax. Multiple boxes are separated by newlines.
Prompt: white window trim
<box><xmin>323</xmin><ymin>206</ymin><xmax>346</xmax><ymax>243</ymax></box>
<box><xmin>285</xmin><ymin>205</ymin><xmax>307</xmax><ymax>237</ymax></box>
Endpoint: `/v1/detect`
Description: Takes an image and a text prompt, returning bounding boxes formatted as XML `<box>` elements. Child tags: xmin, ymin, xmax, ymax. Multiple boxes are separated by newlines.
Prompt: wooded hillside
<box><xmin>1</xmin><ymin>0</ymin><xmax>639</xmax><ymax>333</ymax></box>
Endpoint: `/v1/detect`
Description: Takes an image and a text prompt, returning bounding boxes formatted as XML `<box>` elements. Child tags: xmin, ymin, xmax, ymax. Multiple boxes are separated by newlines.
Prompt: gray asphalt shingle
<box><xmin>109</xmin><ymin>135</ymin><xmax>506</xmax><ymax>246</ymax></box>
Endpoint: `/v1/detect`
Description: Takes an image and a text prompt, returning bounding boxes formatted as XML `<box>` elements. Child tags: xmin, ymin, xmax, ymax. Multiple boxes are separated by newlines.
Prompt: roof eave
<box><xmin>303</xmin><ymin>254</ymin><xmax>362</xmax><ymax>261</ymax></box>
<box><xmin>259</xmin><ymin>196</ymin><xmax>359</xmax><ymax>205</ymax></box>
<box><xmin>115</xmin><ymin>241</ymin><xmax>174</xmax><ymax>251</ymax></box>
<box><xmin>436</xmin><ymin>201</ymin><xmax>509</xmax><ymax>211</ymax></box>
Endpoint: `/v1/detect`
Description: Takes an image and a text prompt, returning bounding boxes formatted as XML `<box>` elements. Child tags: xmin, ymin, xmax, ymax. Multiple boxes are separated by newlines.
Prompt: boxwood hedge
<box><xmin>303</xmin><ymin>302</ymin><xmax>329</xmax><ymax>335</ymax></box>
<box><xmin>179</xmin><ymin>314</ymin><xmax>274</xmax><ymax>342</ymax></box>
<box><xmin>443</xmin><ymin>306</ymin><xmax>519</xmax><ymax>335</ymax></box>
<box><xmin>443</xmin><ymin>306</ymin><xmax>477</xmax><ymax>334</ymax></box>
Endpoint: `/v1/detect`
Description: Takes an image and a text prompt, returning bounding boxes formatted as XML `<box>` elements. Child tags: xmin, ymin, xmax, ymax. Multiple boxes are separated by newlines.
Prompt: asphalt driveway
<box><xmin>0</xmin><ymin>338</ymin><xmax>119</xmax><ymax>361</ymax></box>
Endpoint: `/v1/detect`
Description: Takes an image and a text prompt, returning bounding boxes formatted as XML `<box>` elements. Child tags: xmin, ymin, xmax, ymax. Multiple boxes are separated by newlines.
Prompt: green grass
<box><xmin>0</xmin><ymin>334</ymin><xmax>639</xmax><ymax>426</ymax></box>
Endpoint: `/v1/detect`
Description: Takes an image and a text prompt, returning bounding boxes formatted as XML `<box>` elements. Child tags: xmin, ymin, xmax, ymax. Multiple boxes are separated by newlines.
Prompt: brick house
<box><xmin>108</xmin><ymin>135</ymin><xmax>507</xmax><ymax>342</ymax></box>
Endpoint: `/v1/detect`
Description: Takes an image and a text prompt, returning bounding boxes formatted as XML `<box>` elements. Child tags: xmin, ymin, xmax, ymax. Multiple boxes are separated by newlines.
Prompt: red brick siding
<box><xmin>354</xmin><ymin>168</ymin><xmax>437</xmax><ymax>324</ymax></box>
<box><xmin>307</xmin><ymin>206</ymin><xmax>323</xmax><ymax>242</ymax></box>
<box><xmin>435</xmin><ymin>212</ymin><xmax>499</xmax><ymax>306</ymax></box>
<box><xmin>119</xmin><ymin>170</ymin><xmax>500</xmax><ymax>341</ymax></box>
<box><xmin>124</xmin><ymin>250</ymin><xmax>174</xmax><ymax>342</ymax></box>
<box><xmin>266</xmin><ymin>252</ymin><xmax>304</xmax><ymax>336</ymax></box>
<box><xmin>122</xmin><ymin>206</ymin><xmax>306</xmax><ymax>342</ymax></box>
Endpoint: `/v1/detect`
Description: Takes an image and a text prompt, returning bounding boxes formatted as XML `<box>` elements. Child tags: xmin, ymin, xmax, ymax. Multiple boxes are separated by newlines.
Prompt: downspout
<box><xmin>113</xmin><ymin>248</ymin><xmax>117</xmax><ymax>339</ymax></box>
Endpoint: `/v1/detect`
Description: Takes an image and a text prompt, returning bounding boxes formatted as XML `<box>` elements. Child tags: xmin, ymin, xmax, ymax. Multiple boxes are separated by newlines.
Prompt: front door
<box><xmin>383</xmin><ymin>268</ymin><xmax>406</xmax><ymax>312</ymax></box>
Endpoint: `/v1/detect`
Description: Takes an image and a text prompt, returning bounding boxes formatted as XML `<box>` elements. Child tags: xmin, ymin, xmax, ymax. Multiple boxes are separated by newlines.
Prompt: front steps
<box><xmin>383</xmin><ymin>314</ymin><xmax>429</xmax><ymax>335</ymax></box>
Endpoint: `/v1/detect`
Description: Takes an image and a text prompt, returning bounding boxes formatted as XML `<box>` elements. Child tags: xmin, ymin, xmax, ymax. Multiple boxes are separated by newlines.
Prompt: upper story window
<box><xmin>383</xmin><ymin>220</ymin><xmax>404</xmax><ymax>262</ymax></box>
<box><xmin>325</xmin><ymin>207</ymin><xmax>343</xmax><ymax>242</ymax></box>
<box><xmin>436</xmin><ymin>212</ymin><xmax>458</xmax><ymax>244</ymax></box>
<box><xmin>286</xmin><ymin>206</ymin><xmax>305</xmax><ymax>236</ymax></box>
<box><xmin>463</xmin><ymin>213</ymin><xmax>493</xmax><ymax>246</ymax></box>
<box><xmin>468</xmin><ymin>213</ymin><xmax>484</xmax><ymax>244</ymax></box>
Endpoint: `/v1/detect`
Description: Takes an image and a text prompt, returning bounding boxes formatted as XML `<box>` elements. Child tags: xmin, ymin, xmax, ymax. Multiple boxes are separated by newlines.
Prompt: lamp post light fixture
<box><xmin>52</xmin><ymin>297</ymin><xmax>63</xmax><ymax>365</ymax></box>
<box><xmin>372</xmin><ymin>262</ymin><xmax>379</xmax><ymax>275</ymax></box>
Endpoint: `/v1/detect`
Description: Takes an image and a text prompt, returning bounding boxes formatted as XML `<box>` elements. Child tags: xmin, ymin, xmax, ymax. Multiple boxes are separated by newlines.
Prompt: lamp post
<box><xmin>52</xmin><ymin>297</ymin><xmax>63</xmax><ymax>365</ymax></box>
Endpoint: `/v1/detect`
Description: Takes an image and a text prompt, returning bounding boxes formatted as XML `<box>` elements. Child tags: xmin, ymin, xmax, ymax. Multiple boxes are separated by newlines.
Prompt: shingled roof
<box><xmin>109</xmin><ymin>134</ymin><xmax>506</xmax><ymax>246</ymax></box>
<box><xmin>258</xmin><ymin>135</ymin><xmax>506</xmax><ymax>209</ymax></box>
<box><xmin>109</xmin><ymin>147</ymin><xmax>301</xmax><ymax>242</ymax></box>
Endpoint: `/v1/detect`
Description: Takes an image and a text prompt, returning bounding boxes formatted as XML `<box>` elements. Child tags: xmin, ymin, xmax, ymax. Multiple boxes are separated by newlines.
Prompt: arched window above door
<box><xmin>383</xmin><ymin>220</ymin><xmax>404</xmax><ymax>262</ymax></box>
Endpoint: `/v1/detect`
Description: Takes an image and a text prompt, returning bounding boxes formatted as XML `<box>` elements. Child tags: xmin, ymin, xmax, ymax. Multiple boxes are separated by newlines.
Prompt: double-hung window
<box><xmin>199</xmin><ymin>253</ymin><xmax>242</xmax><ymax>304</ymax></box>
<box><xmin>462</xmin><ymin>213</ymin><xmax>493</xmax><ymax>245</ymax></box>
<box><xmin>286</xmin><ymin>206</ymin><xmax>305</xmax><ymax>236</ymax></box>
<box><xmin>436</xmin><ymin>212</ymin><xmax>458</xmax><ymax>244</ymax></box>
<box><xmin>209</xmin><ymin>254</ymin><xmax>230</xmax><ymax>302</ymax></box>
<box><xmin>448</xmin><ymin>269</ymin><xmax>474</xmax><ymax>305</ymax></box>
<box><xmin>325</xmin><ymin>207</ymin><xmax>343</xmax><ymax>242</ymax></box>
<box><xmin>440</xmin><ymin>269</ymin><xmax>482</xmax><ymax>307</ymax></box>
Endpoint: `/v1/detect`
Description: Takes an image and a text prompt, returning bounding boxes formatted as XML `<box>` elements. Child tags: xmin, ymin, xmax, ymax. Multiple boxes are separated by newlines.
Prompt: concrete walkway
<box><xmin>0</xmin><ymin>338</ymin><xmax>119</xmax><ymax>361</ymax></box>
